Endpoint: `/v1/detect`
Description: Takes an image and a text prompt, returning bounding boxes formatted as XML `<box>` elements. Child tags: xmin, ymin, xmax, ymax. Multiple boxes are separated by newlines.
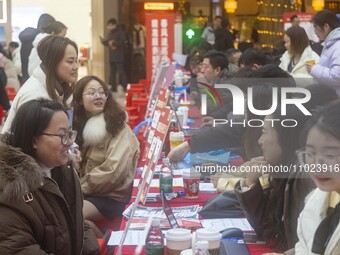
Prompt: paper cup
<box><xmin>176</xmin><ymin>111</ymin><xmax>185</xmax><ymax>127</ymax></box>
<box><xmin>196</xmin><ymin>228</ymin><xmax>222</xmax><ymax>255</ymax></box>
<box><xmin>180</xmin><ymin>249</ymin><xmax>192</xmax><ymax>255</ymax></box>
<box><xmin>178</xmin><ymin>106</ymin><xmax>189</xmax><ymax>126</ymax></box>
<box><xmin>166</xmin><ymin>228</ymin><xmax>192</xmax><ymax>255</ymax></box>
<box><xmin>305</xmin><ymin>60</ymin><xmax>316</xmax><ymax>65</ymax></box>
<box><xmin>170</xmin><ymin>131</ymin><xmax>185</xmax><ymax>150</ymax></box>
<box><xmin>182</xmin><ymin>168</ymin><xmax>201</xmax><ymax>199</ymax></box>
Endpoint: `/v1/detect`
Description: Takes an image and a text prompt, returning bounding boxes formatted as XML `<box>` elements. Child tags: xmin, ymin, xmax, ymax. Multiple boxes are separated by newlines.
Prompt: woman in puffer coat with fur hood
<box><xmin>0</xmin><ymin>99</ymin><xmax>99</xmax><ymax>255</ymax></box>
<box><xmin>73</xmin><ymin>75</ymin><xmax>140</xmax><ymax>237</ymax></box>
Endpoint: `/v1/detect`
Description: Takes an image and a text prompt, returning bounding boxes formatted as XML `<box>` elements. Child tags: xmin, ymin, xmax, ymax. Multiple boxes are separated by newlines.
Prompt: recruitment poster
<box><xmin>145</xmin><ymin>12</ymin><xmax>176</xmax><ymax>81</ymax></box>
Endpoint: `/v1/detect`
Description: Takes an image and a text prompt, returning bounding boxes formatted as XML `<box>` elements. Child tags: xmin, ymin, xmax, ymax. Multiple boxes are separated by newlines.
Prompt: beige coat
<box><xmin>79</xmin><ymin>113</ymin><xmax>140</xmax><ymax>202</ymax></box>
<box><xmin>0</xmin><ymin>54</ymin><xmax>20</xmax><ymax>91</ymax></box>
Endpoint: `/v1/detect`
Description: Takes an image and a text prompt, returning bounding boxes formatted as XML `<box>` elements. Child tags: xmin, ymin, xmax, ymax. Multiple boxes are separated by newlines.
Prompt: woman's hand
<box><xmin>74</xmin><ymin>148</ymin><xmax>82</xmax><ymax>164</ymax></box>
<box><xmin>245</xmin><ymin>156</ymin><xmax>268</xmax><ymax>187</ymax></box>
<box><xmin>306</xmin><ymin>63</ymin><xmax>314</xmax><ymax>73</ymax></box>
<box><xmin>69</xmin><ymin>148</ymin><xmax>82</xmax><ymax>170</ymax></box>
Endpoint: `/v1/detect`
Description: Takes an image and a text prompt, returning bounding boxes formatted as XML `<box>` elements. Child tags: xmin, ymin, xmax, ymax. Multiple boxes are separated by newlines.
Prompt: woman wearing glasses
<box><xmin>2</xmin><ymin>35</ymin><xmax>79</xmax><ymax>134</ymax></box>
<box><xmin>0</xmin><ymin>99</ymin><xmax>99</xmax><ymax>254</ymax></box>
<box><xmin>73</xmin><ymin>76</ymin><xmax>140</xmax><ymax>237</ymax></box>
<box><xmin>293</xmin><ymin>100</ymin><xmax>340</xmax><ymax>255</ymax></box>
<box><xmin>234</xmin><ymin>105</ymin><xmax>315</xmax><ymax>252</ymax></box>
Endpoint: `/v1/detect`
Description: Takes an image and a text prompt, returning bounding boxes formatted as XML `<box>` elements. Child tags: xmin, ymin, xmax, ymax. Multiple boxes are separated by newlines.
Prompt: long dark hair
<box><xmin>262</xmin><ymin>104</ymin><xmax>311</xmax><ymax>250</ymax></box>
<box><xmin>37</xmin><ymin>35</ymin><xmax>78</xmax><ymax>105</ymax></box>
<box><xmin>242</xmin><ymin>65</ymin><xmax>296</xmax><ymax>159</ymax></box>
<box><xmin>301</xmin><ymin>99</ymin><xmax>340</xmax><ymax>146</ymax></box>
<box><xmin>3</xmin><ymin>99</ymin><xmax>66</xmax><ymax>159</ymax></box>
<box><xmin>312</xmin><ymin>10</ymin><xmax>340</xmax><ymax>31</ymax></box>
<box><xmin>73</xmin><ymin>75</ymin><xmax>126</xmax><ymax>147</ymax></box>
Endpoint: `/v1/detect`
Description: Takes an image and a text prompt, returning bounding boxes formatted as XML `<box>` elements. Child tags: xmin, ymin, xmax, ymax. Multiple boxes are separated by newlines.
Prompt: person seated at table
<box><xmin>0</xmin><ymin>99</ymin><xmax>99</xmax><ymax>254</ymax></box>
<box><xmin>188</xmin><ymin>54</ymin><xmax>203</xmax><ymax>106</ymax></box>
<box><xmin>73</xmin><ymin>75</ymin><xmax>140</xmax><ymax>237</ymax></box>
<box><xmin>189</xmin><ymin>50</ymin><xmax>233</xmax><ymax>115</ymax></box>
<box><xmin>212</xmin><ymin>83</ymin><xmax>339</xmax><ymax>192</ymax></box>
<box><xmin>199</xmin><ymin>48</ymin><xmax>272</xmax><ymax>123</ymax></box>
<box><xmin>168</xmin><ymin>64</ymin><xmax>295</xmax><ymax>163</ymax></box>
<box><xmin>209</xmin><ymin>82</ymin><xmax>294</xmax><ymax>189</ymax></box>
<box><xmin>234</xmin><ymin>105</ymin><xmax>316</xmax><ymax>252</ymax></box>
<box><xmin>291</xmin><ymin>100</ymin><xmax>340</xmax><ymax>255</ymax></box>
<box><xmin>238</xmin><ymin>47</ymin><xmax>270</xmax><ymax>69</ymax></box>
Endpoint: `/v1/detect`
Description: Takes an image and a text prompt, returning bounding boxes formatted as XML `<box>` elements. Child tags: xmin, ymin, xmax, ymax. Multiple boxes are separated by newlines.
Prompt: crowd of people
<box><xmin>168</xmin><ymin>9</ymin><xmax>340</xmax><ymax>255</ymax></box>
<box><xmin>0</xmin><ymin>13</ymin><xmax>140</xmax><ymax>254</ymax></box>
<box><xmin>0</xmin><ymin>8</ymin><xmax>339</xmax><ymax>255</ymax></box>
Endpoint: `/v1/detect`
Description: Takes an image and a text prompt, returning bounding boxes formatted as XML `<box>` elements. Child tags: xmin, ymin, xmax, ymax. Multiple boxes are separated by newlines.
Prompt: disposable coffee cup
<box><xmin>195</xmin><ymin>228</ymin><xmax>222</xmax><ymax>255</ymax></box>
<box><xmin>180</xmin><ymin>249</ymin><xmax>192</xmax><ymax>255</ymax></box>
<box><xmin>182</xmin><ymin>168</ymin><xmax>201</xmax><ymax>199</ymax></box>
<box><xmin>305</xmin><ymin>60</ymin><xmax>316</xmax><ymax>65</ymax></box>
<box><xmin>176</xmin><ymin>111</ymin><xmax>185</xmax><ymax>127</ymax></box>
<box><xmin>170</xmin><ymin>131</ymin><xmax>185</xmax><ymax>150</ymax></box>
<box><xmin>166</xmin><ymin>228</ymin><xmax>192</xmax><ymax>255</ymax></box>
<box><xmin>178</xmin><ymin>106</ymin><xmax>189</xmax><ymax>126</ymax></box>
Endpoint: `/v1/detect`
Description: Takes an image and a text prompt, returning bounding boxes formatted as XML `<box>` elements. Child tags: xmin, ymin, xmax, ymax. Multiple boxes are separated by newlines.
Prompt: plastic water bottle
<box><xmin>160</xmin><ymin>157</ymin><xmax>173</xmax><ymax>200</ymax></box>
<box><xmin>145</xmin><ymin>218</ymin><xmax>164</xmax><ymax>255</ymax></box>
<box><xmin>195</xmin><ymin>240</ymin><xmax>210</xmax><ymax>255</ymax></box>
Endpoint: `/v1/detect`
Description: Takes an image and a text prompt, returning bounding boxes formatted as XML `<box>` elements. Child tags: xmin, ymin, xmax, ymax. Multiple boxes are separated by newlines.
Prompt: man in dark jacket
<box><xmin>100</xmin><ymin>18</ymin><xmax>127</xmax><ymax>92</ymax></box>
<box><xmin>19</xmin><ymin>13</ymin><xmax>55</xmax><ymax>83</ymax></box>
<box><xmin>189</xmin><ymin>50</ymin><xmax>236</xmax><ymax>115</ymax></box>
<box><xmin>214</xmin><ymin>18</ymin><xmax>234</xmax><ymax>52</ymax></box>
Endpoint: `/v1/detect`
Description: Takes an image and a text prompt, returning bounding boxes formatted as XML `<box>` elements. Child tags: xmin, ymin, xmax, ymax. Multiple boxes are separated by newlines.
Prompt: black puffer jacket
<box><xmin>19</xmin><ymin>27</ymin><xmax>39</xmax><ymax>82</ymax></box>
<box><xmin>0</xmin><ymin>142</ymin><xmax>99</xmax><ymax>255</ymax></box>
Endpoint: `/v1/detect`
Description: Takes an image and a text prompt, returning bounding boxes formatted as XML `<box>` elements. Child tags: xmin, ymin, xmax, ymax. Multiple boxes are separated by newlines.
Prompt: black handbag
<box><xmin>199</xmin><ymin>190</ymin><xmax>245</xmax><ymax>219</ymax></box>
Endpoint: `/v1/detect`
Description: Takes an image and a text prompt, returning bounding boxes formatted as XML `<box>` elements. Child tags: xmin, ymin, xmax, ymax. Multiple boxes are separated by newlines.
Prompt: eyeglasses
<box><xmin>41</xmin><ymin>130</ymin><xmax>77</xmax><ymax>145</ymax></box>
<box><xmin>83</xmin><ymin>91</ymin><xmax>108</xmax><ymax>99</ymax></box>
<box><xmin>296</xmin><ymin>149</ymin><xmax>340</xmax><ymax>165</ymax></box>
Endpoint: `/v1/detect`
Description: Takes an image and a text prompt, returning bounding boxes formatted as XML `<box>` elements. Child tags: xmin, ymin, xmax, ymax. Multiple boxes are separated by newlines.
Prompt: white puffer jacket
<box><xmin>279</xmin><ymin>46</ymin><xmax>320</xmax><ymax>87</ymax></box>
<box><xmin>28</xmin><ymin>33</ymin><xmax>49</xmax><ymax>76</ymax></box>
<box><xmin>1</xmin><ymin>66</ymin><xmax>49</xmax><ymax>134</ymax></box>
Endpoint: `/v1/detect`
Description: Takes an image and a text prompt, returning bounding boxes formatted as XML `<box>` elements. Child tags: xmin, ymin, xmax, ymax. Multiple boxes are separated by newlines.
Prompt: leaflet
<box><xmin>123</xmin><ymin>203</ymin><xmax>200</xmax><ymax>219</ymax></box>
<box><xmin>201</xmin><ymin>218</ymin><xmax>254</xmax><ymax>232</ymax></box>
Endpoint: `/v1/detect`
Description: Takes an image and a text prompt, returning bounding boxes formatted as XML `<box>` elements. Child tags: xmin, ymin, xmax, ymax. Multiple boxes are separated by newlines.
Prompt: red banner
<box><xmin>145</xmin><ymin>13</ymin><xmax>176</xmax><ymax>81</ymax></box>
<box><xmin>139</xmin><ymin>88</ymin><xmax>172</xmax><ymax>204</ymax></box>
